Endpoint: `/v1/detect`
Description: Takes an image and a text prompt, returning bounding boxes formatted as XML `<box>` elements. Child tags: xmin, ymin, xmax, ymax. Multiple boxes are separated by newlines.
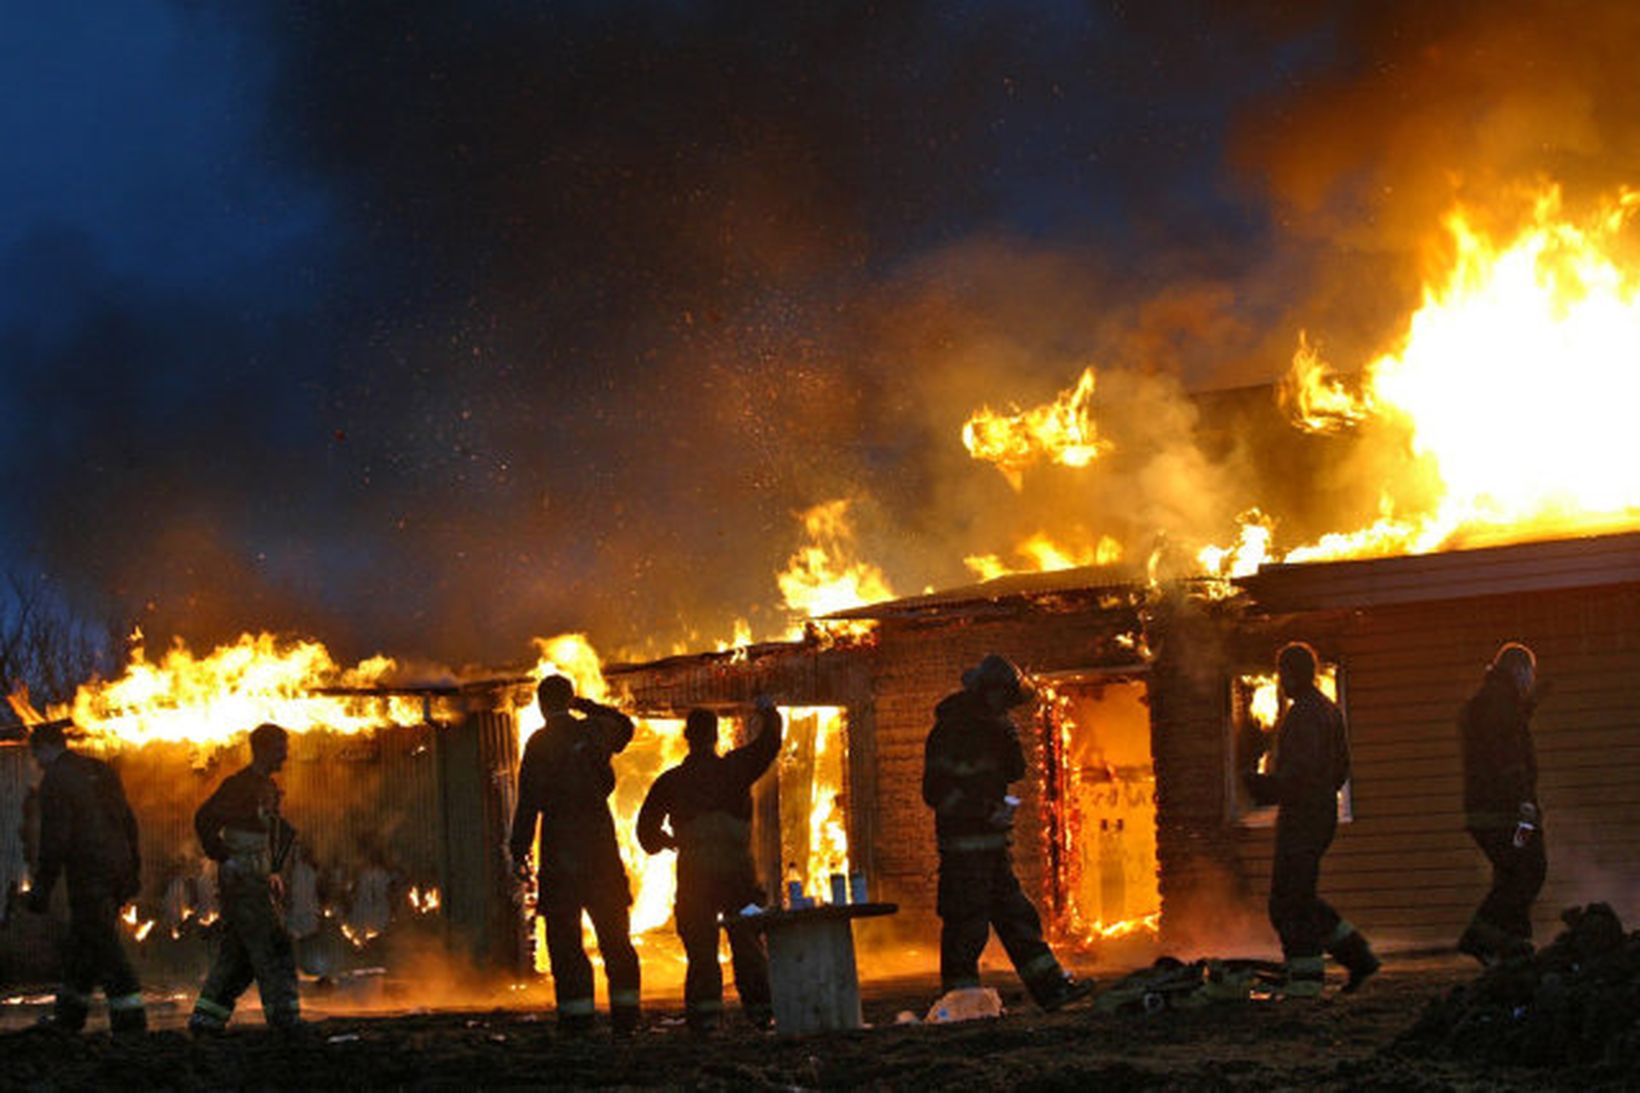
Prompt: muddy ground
<box><xmin>0</xmin><ymin>954</ymin><xmax>1623</xmax><ymax>1090</ymax></box>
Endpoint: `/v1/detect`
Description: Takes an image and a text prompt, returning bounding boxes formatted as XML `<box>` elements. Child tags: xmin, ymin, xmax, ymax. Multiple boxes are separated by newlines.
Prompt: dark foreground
<box><xmin>0</xmin><ymin>954</ymin><xmax>1628</xmax><ymax>1091</ymax></box>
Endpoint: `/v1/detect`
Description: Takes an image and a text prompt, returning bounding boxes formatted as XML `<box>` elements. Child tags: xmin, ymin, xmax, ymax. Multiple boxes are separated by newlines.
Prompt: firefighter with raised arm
<box><xmin>24</xmin><ymin>719</ymin><xmax>148</xmax><ymax>1035</ymax></box>
<box><xmin>1457</xmin><ymin>642</ymin><xmax>1546</xmax><ymax>964</ymax></box>
<box><xmin>637</xmin><ymin>697</ymin><xmax>781</xmax><ymax>1033</ymax></box>
<box><xmin>1242</xmin><ymin>642</ymin><xmax>1378</xmax><ymax>997</ymax></box>
<box><xmin>509</xmin><ymin>674</ymin><xmax>642</xmax><ymax>1036</ymax></box>
<box><xmin>188</xmin><ymin>722</ymin><xmax>302</xmax><ymax>1033</ymax></box>
<box><xmin>923</xmin><ymin>654</ymin><xmax>1092</xmax><ymax>1011</ymax></box>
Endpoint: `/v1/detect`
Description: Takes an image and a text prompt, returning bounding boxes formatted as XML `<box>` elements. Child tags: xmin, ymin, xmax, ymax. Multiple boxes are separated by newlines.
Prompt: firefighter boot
<box><xmin>1281</xmin><ymin>955</ymin><xmax>1326</xmax><ymax>999</ymax></box>
<box><xmin>1036</xmin><ymin>973</ymin><xmax>1096</xmax><ymax>1013</ymax></box>
<box><xmin>109</xmin><ymin>996</ymin><xmax>149</xmax><ymax>1038</ymax></box>
<box><xmin>611</xmin><ymin>1004</ymin><xmax>641</xmax><ymax>1038</ymax></box>
<box><xmin>189</xmin><ymin>996</ymin><xmax>233</xmax><ymax>1037</ymax></box>
<box><xmin>1458</xmin><ymin>918</ymin><xmax>1531</xmax><ymax>967</ymax></box>
<box><xmin>43</xmin><ymin>990</ymin><xmax>90</xmax><ymax>1033</ymax></box>
<box><xmin>1326</xmin><ymin>924</ymin><xmax>1380</xmax><ymax>994</ymax></box>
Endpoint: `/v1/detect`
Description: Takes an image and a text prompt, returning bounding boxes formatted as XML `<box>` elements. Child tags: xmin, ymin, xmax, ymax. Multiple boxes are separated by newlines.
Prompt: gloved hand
<box><xmin>1513</xmin><ymin>802</ymin><xmax>1540</xmax><ymax>849</ymax></box>
<box><xmin>1242</xmin><ymin>770</ymin><xmax>1278</xmax><ymax>808</ymax></box>
<box><xmin>986</xmin><ymin>795</ymin><xmax>1021</xmax><ymax>830</ymax></box>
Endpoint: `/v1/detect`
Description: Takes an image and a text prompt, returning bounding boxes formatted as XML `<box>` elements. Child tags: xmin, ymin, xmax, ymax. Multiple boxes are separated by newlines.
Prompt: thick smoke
<box><xmin>4</xmin><ymin>2</ymin><xmax>1635</xmax><ymax>667</ymax></box>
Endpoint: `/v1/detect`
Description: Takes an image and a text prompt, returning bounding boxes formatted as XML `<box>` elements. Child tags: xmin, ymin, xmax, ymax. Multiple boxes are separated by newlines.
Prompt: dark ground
<box><xmin>3</xmin><ymin>953</ymin><xmax>1627</xmax><ymax>1091</ymax></box>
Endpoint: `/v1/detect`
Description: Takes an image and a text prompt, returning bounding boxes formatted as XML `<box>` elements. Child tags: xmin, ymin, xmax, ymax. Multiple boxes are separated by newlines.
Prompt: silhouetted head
<box><xmin>249</xmin><ymin>722</ymin><xmax>289</xmax><ymax>773</ymax></box>
<box><xmin>684</xmin><ymin>708</ymin><xmax>718</xmax><ymax>753</ymax></box>
<box><xmin>961</xmin><ymin>653</ymin><xmax>1035</xmax><ymax>711</ymax></box>
<box><xmin>27</xmin><ymin>720</ymin><xmax>66</xmax><ymax>768</ymax></box>
<box><xmin>537</xmin><ymin>674</ymin><xmax>574</xmax><ymax>714</ymax></box>
<box><xmin>1276</xmin><ymin>642</ymin><xmax>1318</xmax><ymax>699</ymax></box>
<box><xmin>1490</xmin><ymin>642</ymin><xmax>1536</xmax><ymax>699</ymax></box>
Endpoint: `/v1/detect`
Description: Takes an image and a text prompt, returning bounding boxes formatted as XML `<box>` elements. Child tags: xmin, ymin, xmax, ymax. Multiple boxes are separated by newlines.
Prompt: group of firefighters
<box><xmin>15</xmin><ymin>638</ymin><xmax>1548</xmax><ymax>1036</ymax></box>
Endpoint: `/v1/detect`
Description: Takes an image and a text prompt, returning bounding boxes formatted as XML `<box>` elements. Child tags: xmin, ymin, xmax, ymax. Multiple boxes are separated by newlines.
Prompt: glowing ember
<box><xmin>341</xmin><ymin>922</ymin><xmax>378</xmax><ymax>949</ymax></box>
<box><xmin>407</xmin><ymin>886</ymin><xmax>441</xmax><ymax>915</ymax></box>
<box><xmin>963</xmin><ymin>367</ymin><xmax>1110</xmax><ymax>490</ymax></box>
<box><xmin>120</xmin><ymin>903</ymin><xmax>155</xmax><ymax>943</ymax></box>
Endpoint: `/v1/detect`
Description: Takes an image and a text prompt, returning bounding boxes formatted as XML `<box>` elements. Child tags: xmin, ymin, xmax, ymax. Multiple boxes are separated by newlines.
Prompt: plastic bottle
<box><xmin>1099</xmin><ymin>819</ymin><xmax>1126</xmax><ymax>925</ymax></box>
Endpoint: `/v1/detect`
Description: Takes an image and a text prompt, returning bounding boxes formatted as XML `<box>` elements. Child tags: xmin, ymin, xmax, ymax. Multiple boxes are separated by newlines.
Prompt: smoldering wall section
<box><xmin>4</xmin><ymin>2</ymin><xmax>1637</xmax><ymax>666</ymax></box>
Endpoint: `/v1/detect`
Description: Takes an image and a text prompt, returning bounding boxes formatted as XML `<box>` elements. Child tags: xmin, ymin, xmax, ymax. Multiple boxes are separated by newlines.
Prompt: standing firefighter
<box><xmin>636</xmin><ymin>698</ymin><xmax>781</xmax><ymax>1033</ymax></box>
<box><xmin>1243</xmin><ymin>642</ymin><xmax>1378</xmax><ymax>997</ymax></box>
<box><xmin>509</xmin><ymin>674</ymin><xmax>642</xmax><ymax>1036</ymax></box>
<box><xmin>188</xmin><ymin>722</ymin><xmax>301</xmax><ymax>1033</ymax></box>
<box><xmin>24</xmin><ymin>719</ymin><xmax>147</xmax><ymax>1034</ymax></box>
<box><xmin>923</xmin><ymin>654</ymin><xmax>1092</xmax><ymax>1011</ymax></box>
<box><xmin>1457</xmin><ymin>642</ymin><xmax>1546</xmax><ymax>964</ymax></box>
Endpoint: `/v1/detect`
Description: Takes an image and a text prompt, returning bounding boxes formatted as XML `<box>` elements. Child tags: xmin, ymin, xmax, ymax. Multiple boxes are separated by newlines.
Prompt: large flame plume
<box><xmin>969</xmin><ymin>184</ymin><xmax>1640</xmax><ymax>581</ymax></box>
<box><xmin>6</xmin><ymin>630</ymin><xmax>427</xmax><ymax>751</ymax></box>
<box><xmin>1274</xmin><ymin>184</ymin><xmax>1640</xmax><ymax>562</ymax></box>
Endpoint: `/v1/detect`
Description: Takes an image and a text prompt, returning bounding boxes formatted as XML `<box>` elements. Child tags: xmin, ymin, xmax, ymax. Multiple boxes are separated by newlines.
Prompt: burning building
<box><xmin>608</xmin><ymin>527</ymin><xmax>1640</xmax><ymax>961</ymax></box>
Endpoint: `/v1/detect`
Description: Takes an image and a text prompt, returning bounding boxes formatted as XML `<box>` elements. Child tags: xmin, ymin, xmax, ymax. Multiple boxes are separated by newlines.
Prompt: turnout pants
<box><xmin>936</xmin><ymin>842</ymin><xmax>1068</xmax><ymax>1004</ymax></box>
<box><xmin>1269</xmin><ymin>813</ymin><xmax>1371</xmax><ymax>993</ymax></box>
<box><xmin>540</xmin><ymin>872</ymin><xmax>641</xmax><ymax>1029</ymax></box>
<box><xmin>56</xmin><ymin>886</ymin><xmax>146</xmax><ymax>1032</ymax></box>
<box><xmin>674</xmin><ymin>855</ymin><xmax>771</xmax><ymax>1028</ymax></box>
<box><xmin>193</xmin><ymin>868</ymin><xmax>300</xmax><ymax>1029</ymax></box>
<box><xmin>1467</xmin><ymin>826</ymin><xmax>1547</xmax><ymax>944</ymax></box>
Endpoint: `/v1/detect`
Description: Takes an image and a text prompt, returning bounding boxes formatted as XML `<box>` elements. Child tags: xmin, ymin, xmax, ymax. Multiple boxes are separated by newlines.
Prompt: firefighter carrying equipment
<box><xmin>1244</xmin><ymin>681</ymin><xmax>1377</xmax><ymax>993</ymax></box>
<box><xmin>924</xmin><ymin>680</ymin><xmax>1090</xmax><ymax>1010</ymax></box>
<box><xmin>191</xmin><ymin>763</ymin><xmax>301</xmax><ymax>1030</ymax></box>
<box><xmin>1459</xmin><ymin>663</ymin><xmax>1546</xmax><ymax>961</ymax></box>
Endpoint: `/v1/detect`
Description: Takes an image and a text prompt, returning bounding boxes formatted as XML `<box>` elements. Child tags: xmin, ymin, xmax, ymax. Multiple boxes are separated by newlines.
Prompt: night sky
<box><xmin>4</xmin><ymin>2</ymin><xmax>1638</xmax><ymax>668</ymax></box>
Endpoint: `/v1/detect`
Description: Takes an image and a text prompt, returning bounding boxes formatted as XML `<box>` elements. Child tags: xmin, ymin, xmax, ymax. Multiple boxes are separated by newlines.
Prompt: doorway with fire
<box><xmin>1040</xmin><ymin>674</ymin><xmax>1160</xmax><ymax>943</ymax></box>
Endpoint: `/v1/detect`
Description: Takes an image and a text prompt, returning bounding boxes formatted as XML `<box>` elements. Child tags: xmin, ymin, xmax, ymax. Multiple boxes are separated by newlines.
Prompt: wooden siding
<box><xmin>1161</xmin><ymin>581</ymin><xmax>1640</xmax><ymax>951</ymax></box>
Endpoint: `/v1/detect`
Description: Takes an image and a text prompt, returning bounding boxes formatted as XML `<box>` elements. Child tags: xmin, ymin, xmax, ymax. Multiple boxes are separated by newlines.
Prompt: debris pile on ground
<box><xmin>1093</xmin><ymin>955</ymin><xmax>1285</xmax><ymax>1013</ymax></box>
<box><xmin>1399</xmin><ymin>903</ymin><xmax>1640</xmax><ymax>1072</ymax></box>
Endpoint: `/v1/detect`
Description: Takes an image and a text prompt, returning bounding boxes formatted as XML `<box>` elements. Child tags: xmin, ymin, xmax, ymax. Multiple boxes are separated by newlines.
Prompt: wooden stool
<box><xmin>742</xmin><ymin>902</ymin><xmax>897</xmax><ymax>1035</ymax></box>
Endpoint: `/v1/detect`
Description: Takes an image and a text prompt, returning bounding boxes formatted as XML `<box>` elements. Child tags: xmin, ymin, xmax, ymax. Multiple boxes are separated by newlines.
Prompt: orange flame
<box><xmin>14</xmin><ymin>630</ymin><xmax>431</xmax><ymax>752</ymax></box>
<box><xmin>120</xmin><ymin>903</ymin><xmax>155</xmax><ymax>943</ymax></box>
<box><xmin>966</xmin><ymin>532</ymin><xmax>1122</xmax><ymax>582</ymax></box>
<box><xmin>963</xmin><ymin>367</ymin><xmax>1110</xmax><ymax>490</ymax></box>
<box><xmin>776</xmin><ymin>500</ymin><xmax>893</xmax><ymax>637</ymax></box>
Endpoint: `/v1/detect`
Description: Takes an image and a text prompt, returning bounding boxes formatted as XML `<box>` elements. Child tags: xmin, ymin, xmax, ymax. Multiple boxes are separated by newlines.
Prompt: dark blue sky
<box><xmin>2</xmin><ymin>1</ymin><xmax>1632</xmax><ymax>666</ymax></box>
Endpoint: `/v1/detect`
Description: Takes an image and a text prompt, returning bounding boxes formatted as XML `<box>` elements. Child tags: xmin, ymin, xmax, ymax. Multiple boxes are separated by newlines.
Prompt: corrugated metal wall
<box><xmin>0</xmin><ymin>744</ymin><xmax>30</xmax><ymax>925</ymax></box>
<box><xmin>0</xmin><ymin>697</ymin><xmax>524</xmax><ymax>986</ymax></box>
